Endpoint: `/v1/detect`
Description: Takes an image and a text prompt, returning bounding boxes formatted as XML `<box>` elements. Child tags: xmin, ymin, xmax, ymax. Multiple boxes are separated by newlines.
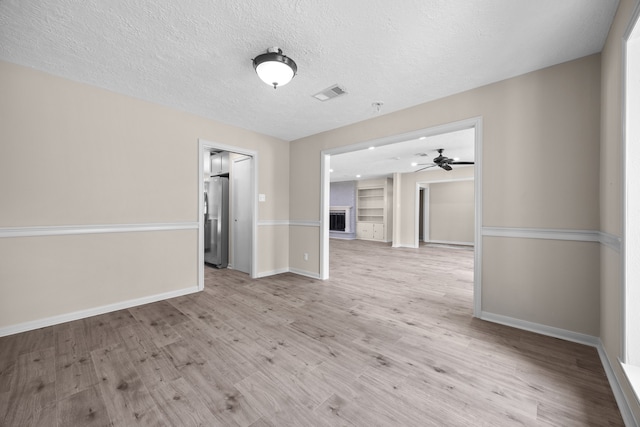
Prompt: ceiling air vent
<box><xmin>312</xmin><ymin>84</ymin><xmax>347</xmax><ymax>101</ymax></box>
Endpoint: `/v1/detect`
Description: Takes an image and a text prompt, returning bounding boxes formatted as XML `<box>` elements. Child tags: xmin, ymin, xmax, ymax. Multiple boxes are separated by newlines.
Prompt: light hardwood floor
<box><xmin>0</xmin><ymin>239</ymin><xmax>624</xmax><ymax>426</ymax></box>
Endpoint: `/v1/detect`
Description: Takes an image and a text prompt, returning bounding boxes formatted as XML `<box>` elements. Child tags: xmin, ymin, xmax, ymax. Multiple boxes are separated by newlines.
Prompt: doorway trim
<box><xmin>320</xmin><ymin>116</ymin><xmax>483</xmax><ymax>316</ymax></box>
<box><xmin>422</xmin><ymin>186</ymin><xmax>430</xmax><ymax>243</ymax></box>
<box><xmin>620</xmin><ymin>0</ymin><xmax>640</xmax><ymax>406</ymax></box>
<box><xmin>198</xmin><ymin>139</ymin><xmax>258</xmax><ymax>289</ymax></box>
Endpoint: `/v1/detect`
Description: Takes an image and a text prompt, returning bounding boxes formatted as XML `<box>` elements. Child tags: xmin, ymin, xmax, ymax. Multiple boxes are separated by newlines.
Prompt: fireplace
<box><xmin>329</xmin><ymin>206</ymin><xmax>351</xmax><ymax>233</ymax></box>
<box><xmin>330</xmin><ymin>212</ymin><xmax>346</xmax><ymax>231</ymax></box>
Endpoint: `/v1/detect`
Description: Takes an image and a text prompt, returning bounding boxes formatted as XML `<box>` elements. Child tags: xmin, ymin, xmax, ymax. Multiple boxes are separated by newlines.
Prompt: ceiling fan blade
<box><xmin>449</xmin><ymin>161</ymin><xmax>474</xmax><ymax>165</ymax></box>
<box><xmin>415</xmin><ymin>164</ymin><xmax>436</xmax><ymax>172</ymax></box>
<box><xmin>440</xmin><ymin>163</ymin><xmax>453</xmax><ymax>171</ymax></box>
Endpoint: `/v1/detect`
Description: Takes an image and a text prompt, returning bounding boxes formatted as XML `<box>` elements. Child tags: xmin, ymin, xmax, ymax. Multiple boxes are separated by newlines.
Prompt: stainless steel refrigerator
<box><xmin>204</xmin><ymin>176</ymin><xmax>229</xmax><ymax>268</ymax></box>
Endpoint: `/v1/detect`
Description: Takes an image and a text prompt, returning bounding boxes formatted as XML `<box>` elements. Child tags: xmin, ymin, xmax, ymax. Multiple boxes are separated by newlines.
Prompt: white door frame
<box><xmin>421</xmin><ymin>186</ymin><xmax>430</xmax><ymax>243</ymax></box>
<box><xmin>320</xmin><ymin>116</ymin><xmax>483</xmax><ymax>316</ymax></box>
<box><xmin>198</xmin><ymin>139</ymin><xmax>258</xmax><ymax>289</ymax></box>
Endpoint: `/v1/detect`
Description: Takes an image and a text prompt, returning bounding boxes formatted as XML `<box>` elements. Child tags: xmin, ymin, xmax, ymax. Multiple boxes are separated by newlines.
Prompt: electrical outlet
<box><xmin>303</xmin><ymin>253</ymin><xmax>309</xmax><ymax>261</ymax></box>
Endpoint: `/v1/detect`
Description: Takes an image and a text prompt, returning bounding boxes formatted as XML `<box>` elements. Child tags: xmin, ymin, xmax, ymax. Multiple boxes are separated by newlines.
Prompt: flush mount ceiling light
<box><xmin>253</xmin><ymin>47</ymin><xmax>297</xmax><ymax>89</ymax></box>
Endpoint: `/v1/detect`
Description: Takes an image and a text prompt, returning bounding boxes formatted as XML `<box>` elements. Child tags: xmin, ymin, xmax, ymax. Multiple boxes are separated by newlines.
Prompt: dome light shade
<box><xmin>253</xmin><ymin>47</ymin><xmax>297</xmax><ymax>89</ymax></box>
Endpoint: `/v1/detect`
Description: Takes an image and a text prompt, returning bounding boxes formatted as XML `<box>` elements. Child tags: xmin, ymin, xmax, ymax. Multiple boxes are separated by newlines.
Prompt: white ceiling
<box><xmin>329</xmin><ymin>127</ymin><xmax>475</xmax><ymax>182</ymax></box>
<box><xmin>0</xmin><ymin>1</ymin><xmax>618</xmax><ymax>142</ymax></box>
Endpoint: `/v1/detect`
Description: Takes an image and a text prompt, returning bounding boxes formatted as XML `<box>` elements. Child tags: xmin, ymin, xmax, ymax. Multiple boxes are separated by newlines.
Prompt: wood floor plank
<box><xmin>0</xmin><ymin>239</ymin><xmax>625</xmax><ymax>426</ymax></box>
<box><xmin>91</xmin><ymin>346</ymin><xmax>167</xmax><ymax>426</ymax></box>
<box><xmin>55</xmin><ymin>326</ymin><xmax>99</xmax><ymax>400</ymax></box>
<box><xmin>0</xmin><ymin>326</ymin><xmax>55</xmax><ymax>396</ymax></box>
<box><xmin>1</xmin><ymin>347</ymin><xmax>56</xmax><ymax>426</ymax></box>
<box><xmin>117</xmin><ymin>323</ymin><xmax>182</xmax><ymax>391</ymax></box>
<box><xmin>148</xmin><ymin>377</ymin><xmax>217</xmax><ymax>426</ymax></box>
<box><xmin>234</xmin><ymin>370</ymin><xmax>319</xmax><ymax>426</ymax></box>
<box><xmin>247</xmin><ymin>418</ymin><xmax>277</xmax><ymax>427</ymax></box>
<box><xmin>128</xmin><ymin>301</ymin><xmax>185</xmax><ymax>348</ymax></box>
<box><xmin>129</xmin><ymin>300</ymin><xmax>189</xmax><ymax>328</ymax></box>
<box><xmin>31</xmin><ymin>400</ymin><xmax>58</xmax><ymax>427</ymax></box>
<box><xmin>80</xmin><ymin>315</ymin><xmax>123</xmax><ymax>353</ymax></box>
<box><xmin>176</xmin><ymin>361</ymin><xmax>259</xmax><ymax>427</ymax></box>
<box><xmin>56</xmin><ymin>385</ymin><xmax>111</xmax><ymax>426</ymax></box>
<box><xmin>169</xmin><ymin>322</ymin><xmax>259</xmax><ymax>385</ymax></box>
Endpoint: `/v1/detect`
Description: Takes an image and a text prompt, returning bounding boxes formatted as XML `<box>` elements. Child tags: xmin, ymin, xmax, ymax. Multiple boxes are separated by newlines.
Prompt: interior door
<box><xmin>232</xmin><ymin>156</ymin><xmax>252</xmax><ymax>274</ymax></box>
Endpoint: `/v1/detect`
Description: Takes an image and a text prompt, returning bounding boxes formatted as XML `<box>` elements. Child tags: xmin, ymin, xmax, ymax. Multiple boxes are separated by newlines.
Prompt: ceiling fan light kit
<box><xmin>253</xmin><ymin>47</ymin><xmax>297</xmax><ymax>89</ymax></box>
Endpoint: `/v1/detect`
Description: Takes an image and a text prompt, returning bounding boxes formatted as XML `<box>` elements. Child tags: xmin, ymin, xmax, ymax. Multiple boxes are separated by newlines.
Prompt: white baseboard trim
<box><xmin>481</xmin><ymin>311</ymin><xmax>637</xmax><ymax>426</ymax></box>
<box><xmin>255</xmin><ymin>267</ymin><xmax>322</xmax><ymax>280</ymax></box>
<box><xmin>598</xmin><ymin>351</ymin><xmax>639</xmax><ymax>427</ymax></box>
<box><xmin>255</xmin><ymin>268</ymin><xmax>290</xmax><ymax>278</ymax></box>
<box><xmin>620</xmin><ymin>362</ymin><xmax>640</xmax><ymax>408</ymax></box>
<box><xmin>479</xmin><ymin>311</ymin><xmax>599</xmax><ymax>346</ymax></box>
<box><xmin>0</xmin><ymin>286</ymin><xmax>200</xmax><ymax>338</ymax></box>
<box><xmin>289</xmin><ymin>267</ymin><xmax>322</xmax><ymax>280</ymax></box>
<box><xmin>427</xmin><ymin>240</ymin><xmax>474</xmax><ymax>246</ymax></box>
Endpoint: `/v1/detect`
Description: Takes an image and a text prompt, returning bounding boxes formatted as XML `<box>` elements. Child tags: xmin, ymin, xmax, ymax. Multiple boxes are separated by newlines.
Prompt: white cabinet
<box><xmin>373</xmin><ymin>223</ymin><xmax>384</xmax><ymax>240</ymax></box>
<box><xmin>210</xmin><ymin>151</ymin><xmax>230</xmax><ymax>176</ymax></box>
<box><xmin>356</xmin><ymin>223</ymin><xmax>373</xmax><ymax>239</ymax></box>
<box><xmin>356</xmin><ymin>223</ymin><xmax>384</xmax><ymax>240</ymax></box>
<box><xmin>356</xmin><ymin>178</ymin><xmax>393</xmax><ymax>242</ymax></box>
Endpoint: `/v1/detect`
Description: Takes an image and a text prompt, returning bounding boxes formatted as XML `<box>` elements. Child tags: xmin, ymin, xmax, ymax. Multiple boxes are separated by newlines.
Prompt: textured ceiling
<box><xmin>0</xmin><ymin>0</ymin><xmax>619</xmax><ymax>141</ymax></box>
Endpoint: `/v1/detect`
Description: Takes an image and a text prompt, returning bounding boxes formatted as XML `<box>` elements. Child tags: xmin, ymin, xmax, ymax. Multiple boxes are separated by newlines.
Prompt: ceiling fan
<box><xmin>415</xmin><ymin>148</ymin><xmax>474</xmax><ymax>172</ymax></box>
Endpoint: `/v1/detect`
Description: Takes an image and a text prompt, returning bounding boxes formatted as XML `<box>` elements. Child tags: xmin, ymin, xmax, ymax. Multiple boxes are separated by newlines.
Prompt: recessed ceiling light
<box><xmin>329</xmin><ymin>169</ymin><xmax>334</xmax><ymax>173</ymax></box>
<box><xmin>368</xmin><ymin>146</ymin><xmax>375</xmax><ymax>150</ymax></box>
<box><xmin>419</xmin><ymin>136</ymin><xmax>427</xmax><ymax>140</ymax></box>
<box><xmin>411</xmin><ymin>162</ymin><xmax>418</xmax><ymax>167</ymax></box>
<box><xmin>356</xmin><ymin>174</ymin><xmax>361</xmax><ymax>178</ymax></box>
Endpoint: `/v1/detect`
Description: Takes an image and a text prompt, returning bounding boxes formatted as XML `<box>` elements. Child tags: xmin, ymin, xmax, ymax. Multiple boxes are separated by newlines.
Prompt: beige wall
<box><xmin>483</xmin><ymin>237</ymin><xmax>600</xmax><ymax>334</ymax></box>
<box><xmin>0</xmin><ymin>230</ymin><xmax>196</xmax><ymax>326</ymax></box>
<box><xmin>396</xmin><ymin>167</ymin><xmax>475</xmax><ymax>247</ymax></box>
<box><xmin>600</xmin><ymin>0</ymin><xmax>640</xmax><ymax>421</ymax></box>
<box><xmin>428</xmin><ymin>180</ymin><xmax>475</xmax><ymax>244</ymax></box>
<box><xmin>0</xmin><ymin>61</ymin><xmax>290</xmax><ymax>330</ymax></box>
<box><xmin>291</xmin><ymin>54</ymin><xmax>602</xmax><ymax>336</ymax></box>
<box><xmin>289</xmin><ymin>226</ymin><xmax>320</xmax><ymax>275</ymax></box>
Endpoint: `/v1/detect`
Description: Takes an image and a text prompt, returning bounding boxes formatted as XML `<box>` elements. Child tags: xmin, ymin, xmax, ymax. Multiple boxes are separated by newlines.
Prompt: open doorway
<box><xmin>198</xmin><ymin>139</ymin><xmax>258</xmax><ymax>289</ymax></box>
<box><xmin>417</xmin><ymin>178</ymin><xmax>475</xmax><ymax>247</ymax></box>
<box><xmin>321</xmin><ymin>117</ymin><xmax>482</xmax><ymax>316</ymax></box>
